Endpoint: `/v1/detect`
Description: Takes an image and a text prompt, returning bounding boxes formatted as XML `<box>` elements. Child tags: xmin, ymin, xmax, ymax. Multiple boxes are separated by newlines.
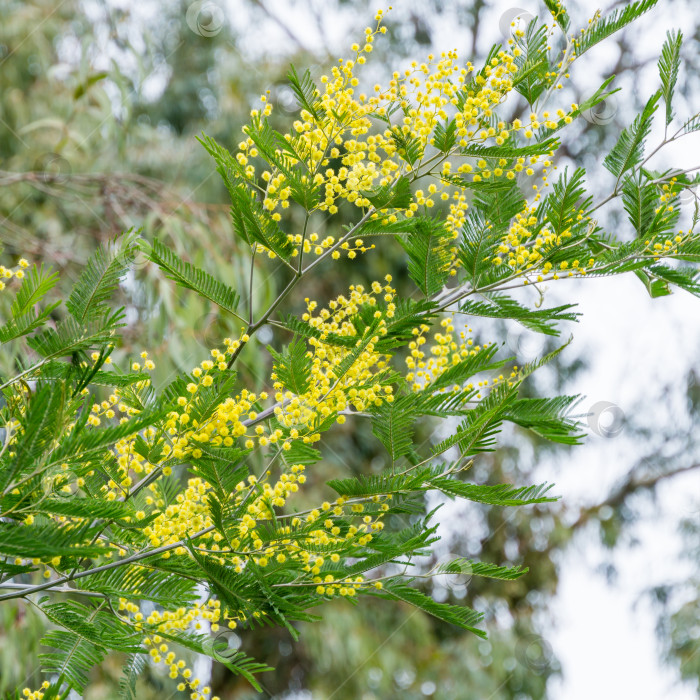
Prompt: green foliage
<box><xmin>458</xmin><ymin>296</ymin><xmax>579</xmax><ymax>335</ymax></box>
<box><xmin>544</xmin><ymin>168</ymin><xmax>591</xmax><ymax>235</ymax></box>
<box><xmin>0</xmin><ymin>265</ymin><xmax>60</xmax><ymax>343</ymax></box>
<box><xmin>512</xmin><ymin>20</ymin><xmax>550</xmax><ymax>105</ymax></box>
<box><xmin>434</xmin><ymin>559</ymin><xmax>528</xmax><ymax>581</ymax></box>
<box><xmin>573</xmin><ymin>0</ymin><xmax>659</xmax><ymax>57</ymax></box>
<box><xmin>286</xmin><ymin>66</ymin><xmax>321</xmax><ymax>120</ymax></box>
<box><xmin>543</xmin><ymin>0</ymin><xmax>570</xmax><ymax>32</ymax></box>
<box><xmin>269</xmin><ymin>337</ymin><xmax>312</xmax><ymax>394</ymax></box>
<box><xmin>66</xmin><ymin>232</ymin><xmax>138</xmax><ymax>324</ymax></box>
<box><xmin>146</xmin><ymin>239</ymin><xmax>242</xmax><ymax>318</ymax></box>
<box><xmin>362</xmin><ymin>175</ymin><xmax>413</xmax><ymax>209</ymax></box>
<box><xmin>622</xmin><ymin>174</ymin><xmax>659</xmax><ymax>237</ymax></box>
<box><xmin>372</xmin><ymin>579</ymin><xmax>487</xmax><ymax>637</ymax></box>
<box><xmin>604</xmin><ymin>92</ymin><xmax>661</xmax><ymax>179</ymax></box>
<box><xmin>398</xmin><ymin>217</ymin><xmax>452</xmax><ymax>296</ymax></box>
<box><xmin>658</xmin><ymin>30</ymin><xmax>683</xmax><ymax>125</ymax></box>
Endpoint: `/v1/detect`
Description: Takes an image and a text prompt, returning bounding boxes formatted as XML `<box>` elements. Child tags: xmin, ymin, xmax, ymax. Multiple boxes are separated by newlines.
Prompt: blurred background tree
<box><xmin>0</xmin><ymin>1</ymin><xmax>698</xmax><ymax>698</ymax></box>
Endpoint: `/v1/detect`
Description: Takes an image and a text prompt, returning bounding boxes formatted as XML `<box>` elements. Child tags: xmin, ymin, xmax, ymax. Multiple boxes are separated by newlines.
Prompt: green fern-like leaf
<box><xmin>66</xmin><ymin>230</ymin><xmax>139</xmax><ymax>323</ymax></box>
<box><xmin>398</xmin><ymin>217</ymin><xmax>452</xmax><ymax>296</ymax></box>
<box><xmin>40</xmin><ymin>629</ymin><xmax>108</xmax><ymax>694</ymax></box>
<box><xmin>371</xmin><ymin>395</ymin><xmax>417</xmax><ymax>462</ymax></box>
<box><xmin>268</xmin><ymin>337</ymin><xmax>312</xmax><ymax>395</ymax></box>
<box><xmin>287</xmin><ymin>65</ymin><xmax>321</xmax><ymax>120</ymax></box>
<box><xmin>502</xmin><ymin>395</ymin><xmax>583</xmax><ymax>444</ymax></box>
<box><xmin>622</xmin><ymin>175</ymin><xmax>658</xmax><ymax>237</ymax></box>
<box><xmin>573</xmin><ymin>0</ymin><xmax>659</xmax><ymax>57</ymax></box>
<box><xmin>0</xmin><ymin>264</ymin><xmax>60</xmax><ymax>343</ymax></box>
<box><xmin>459</xmin><ymin>295</ymin><xmax>579</xmax><ymax>336</ymax></box>
<box><xmin>432</xmin><ymin>119</ymin><xmax>457</xmax><ymax>152</ymax></box>
<box><xmin>543</xmin><ymin>167</ymin><xmax>591</xmax><ymax>235</ymax></box>
<box><xmin>512</xmin><ymin>20</ymin><xmax>550</xmax><ymax>105</ymax></box>
<box><xmin>604</xmin><ymin>91</ymin><xmax>661</xmax><ymax>179</ymax></box>
<box><xmin>0</xmin><ymin>383</ymin><xmax>66</xmax><ymax>490</ymax></box>
<box><xmin>457</xmin><ymin>210</ymin><xmax>502</xmax><ymax>288</ymax></box>
<box><xmin>460</xmin><ymin>138</ymin><xmax>559</xmax><ymax>159</ymax></box>
<box><xmin>429</xmin><ymin>478</ymin><xmax>557</xmax><ymax>506</ymax></box>
<box><xmin>228</xmin><ymin>183</ymin><xmax>295</xmax><ymax>261</ymax></box>
<box><xmin>34</xmin><ymin>360</ymin><xmax>150</xmax><ymax>389</ymax></box>
<box><xmin>435</xmin><ymin>558</ymin><xmax>528</xmax><ymax>581</ymax></box>
<box><xmin>27</xmin><ymin>309</ymin><xmax>124</xmax><ymax>360</ymax></box>
<box><xmin>658</xmin><ymin>30</ymin><xmax>683</xmax><ymax>125</ymax></box>
<box><xmin>681</xmin><ymin>114</ymin><xmax>700</xmax><ymax>134</ymax></box>
<box><xmin>76</xmin><ymin>566</ymin><xmax>199</xmax><ymax>608</ymax></box>
<box><xmin>372</xmin><ymin>579</ymin><xmax>486</xmax><ymax>637</ymax></box>
<box><xmin>361</xmin><ymin>175</ymin><xmax>412</xmax><ymax>210</ymax></box>
<box><xmin>543</xmin><ymin>0</ymin><xmax>570</xmax><ymax>32</ymax></box>
<box><xmin>646</xmin><ymin>264</ymin><xmax>700</xmax><ymax>297</ymax></box>
<box><xmin>147</xmin><ymin>239</ymin><xmax>241</xmax><ymax>316</ymax></box>
<box><xmin>0</xmin><ymin>522</ymin><xmax>103</xmax><ymax>559</ymax></box>
<box><xmin>118</xmin><ymin>654</ymin><xmax>146</xmax><ymax>700</ymax></box>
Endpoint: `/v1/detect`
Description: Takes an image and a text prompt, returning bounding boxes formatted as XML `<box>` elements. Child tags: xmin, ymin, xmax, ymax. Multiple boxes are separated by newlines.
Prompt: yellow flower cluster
<box><xmin>222</xmin><ymin>10</ymin><xmax>582</xmax><ymax>271</ymax></box>
<box><xmin>406</xmin><ymin>317</ymin><xmax>493</xmax><ymax>394</ymax></box>
<box><xmin>283</xmin><ymin>233</ymin><xmax>375</xmax><ymax>260</ymax></box>
<box><xmin>494</xmin><ymin>172</ymin><xmax>692</xmax><ymax>282</ymax></box>
<box><xmin>20</xmin><ymin>682</ymin><xmax>51</xmax><ymax>699</ymax></box>
<box><xmin>274</xmin><ymin>277</ymin><xmax>396</xmax><ymax>429</ymax></box>
<box><xmin>116</xmin><ymin>601</ymin><xmax>221</xmax><ymax>700</ymax></box>
<box><xmin>0</xmin><ymin>257</ymin><xmax>29</xmax><ymax>291</ymax></box>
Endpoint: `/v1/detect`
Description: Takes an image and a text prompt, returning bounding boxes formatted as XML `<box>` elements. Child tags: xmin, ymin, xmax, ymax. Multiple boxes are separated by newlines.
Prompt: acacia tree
<box><xmin>1</xmin><ymin>2</ymin><xmax>699</xmax><ymax>698</ymax></box>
